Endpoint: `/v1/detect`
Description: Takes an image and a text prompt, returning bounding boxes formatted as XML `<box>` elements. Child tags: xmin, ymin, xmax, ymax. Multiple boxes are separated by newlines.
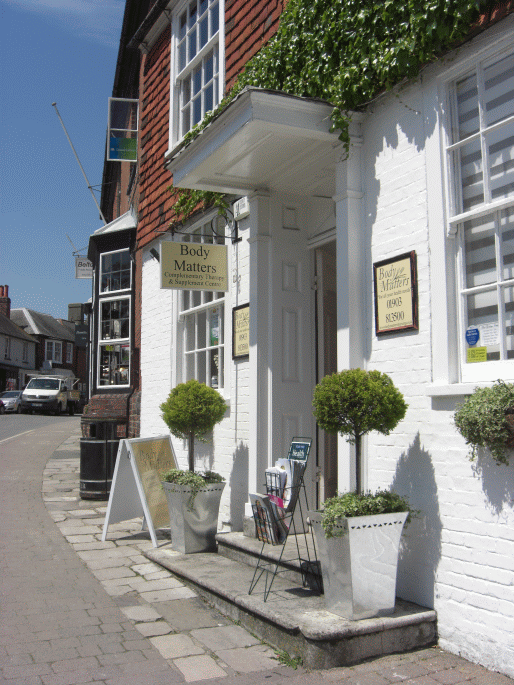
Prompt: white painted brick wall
<box><xmin>140</xmin><ymin>249</ymin><xmax>173</xmax><ymax>439</ymax></box>
<box><xmin>362</xmin><ymin>68</ymin><xmax>514</xmax><ymax>677</ymax></box>
<box><xmin>140</xmin><ymin>228</ymin><xmax>252</xmax><ymax>531</ymax></box>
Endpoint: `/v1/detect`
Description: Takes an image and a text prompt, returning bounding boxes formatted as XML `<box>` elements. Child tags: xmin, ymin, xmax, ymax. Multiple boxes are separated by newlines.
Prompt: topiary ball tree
<box><xmin>454</xmin><ymin>380</ymin><xmax>514</xmax><ymax>465</ymax></box>
<box><xmin>160</xmin><ymin>379</ymin><xmax>227</xmax><ymax>473</ymax></box>
<box><xmin>313</xmin><ymin>369</ymin><xmax>407</xmax><ymax>494</ymax></box>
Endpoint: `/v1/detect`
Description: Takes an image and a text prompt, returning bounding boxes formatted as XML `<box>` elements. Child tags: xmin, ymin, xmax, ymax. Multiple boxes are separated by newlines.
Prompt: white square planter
<box><xmin>162</xmin><ymin>481</ymin><xmax>226</xmax><ymax>554</ymax></box>
<box><xmin>309</xmin><ymin>510</ymin><xmax>408</xmax><ymax>620</ymax></box>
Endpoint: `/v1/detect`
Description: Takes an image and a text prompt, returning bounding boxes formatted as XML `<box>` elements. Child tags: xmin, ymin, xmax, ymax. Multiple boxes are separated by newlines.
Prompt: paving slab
<box><xmin>174</xmin><ymin>654</ymin><xmax>228</xmax><ymax>682</ymax></box>
<box><xmin>215</xmin><ymin>644</ymin><xmax>281</xmax><ymax>672</ymax></box>
<box><xmin>135</xmin><ymin>621</ymin><xmax>174</xmax><ymax>637</ymax></box>
<box><xmin>190</xmin><ymin>625</ymin><xmax>260</xmax><ymax>651</ymax></box>
<box><xmin>150</xmin><ymin>634</ymin><xmax>205</xmax><ymax>659</ymax></box>
<box><xmin>120</xmin><ymin>605</ymin><xmax>162</xmax><ymax>622</ymax></box>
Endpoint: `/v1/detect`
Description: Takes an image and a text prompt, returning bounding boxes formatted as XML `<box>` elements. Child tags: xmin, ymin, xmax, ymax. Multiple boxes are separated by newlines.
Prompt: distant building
<box><xmin>11</xmin><ymin>303</ymin><xmax>87</xmax><ymax>391</ymax></box>
<box><xmin>0</xmin><ymin>285</ymin><xmax>37</xmax><ymax>390</ymax></box>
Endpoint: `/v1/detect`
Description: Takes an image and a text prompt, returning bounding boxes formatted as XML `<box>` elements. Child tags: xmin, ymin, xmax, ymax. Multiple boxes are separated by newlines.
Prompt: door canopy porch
<box><xmin>165</xmin><ymin>88</ymin><xmax>342</xmax><ymax>198</ymax></box>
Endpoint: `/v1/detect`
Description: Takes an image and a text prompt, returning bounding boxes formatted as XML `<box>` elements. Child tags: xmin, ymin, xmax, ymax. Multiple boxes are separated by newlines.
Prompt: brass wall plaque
<box><xmin>233</xmin><ymin>303</ymin><xmax>250</xmax><ymax>358</ymax></box>
<box><xmin>374</xmin><ymin>251</ymin><xmax>418</xmax><ymax>335</ymax></box>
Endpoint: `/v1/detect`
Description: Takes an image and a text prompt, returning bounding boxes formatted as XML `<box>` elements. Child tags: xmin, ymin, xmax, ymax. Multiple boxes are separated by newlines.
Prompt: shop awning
<box><xmin>165</xmin><ymin>88</ymin><xmax>340</xmax><ymax>198</ymax></box>
<box><xmin>93</xmin><ymin>207</ymin><xmax>137</xmax><ymax>235</ymax></box>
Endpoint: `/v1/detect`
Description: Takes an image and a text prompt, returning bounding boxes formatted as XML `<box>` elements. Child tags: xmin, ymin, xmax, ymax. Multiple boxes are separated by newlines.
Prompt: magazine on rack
<box><xmin>275</xmin><ymin>458</ymin><xmax>305</xmax><ymax>512</ymax></box>
<box><xmin>249</xmin><ymin>493</ymin><xmax>288</xmax><ymax>544</ymax></box>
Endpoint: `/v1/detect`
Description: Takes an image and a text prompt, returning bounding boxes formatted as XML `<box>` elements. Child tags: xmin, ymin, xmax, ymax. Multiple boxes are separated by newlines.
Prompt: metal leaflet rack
<box><xmin>248</xmin><ymin>437</ymin><xmax>321</xmax><ymax>601</ymax></box>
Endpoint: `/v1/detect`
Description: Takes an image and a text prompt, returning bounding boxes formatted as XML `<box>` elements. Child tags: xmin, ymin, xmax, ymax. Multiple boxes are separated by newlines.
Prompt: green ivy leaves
<box><xmin>167</xmin><ymin>184</ymin><xmax>229</xmax><ymax>228</ymax></box>
<box><xmin>171</xmin><ymin>0</ymin><xmax>486</xmax><ymax>221</ymax></box>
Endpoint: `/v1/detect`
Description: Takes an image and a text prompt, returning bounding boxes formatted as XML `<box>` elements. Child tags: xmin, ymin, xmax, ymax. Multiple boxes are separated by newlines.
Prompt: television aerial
<box><xmin>52</xmin><ymin>102</ymin><xmax>107</xmax><ymax>225</ymax></box>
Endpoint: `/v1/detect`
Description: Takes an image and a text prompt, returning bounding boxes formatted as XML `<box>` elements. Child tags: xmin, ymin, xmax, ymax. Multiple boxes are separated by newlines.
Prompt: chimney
<box><xmin>0</xmin><ymin>285</ymin><xmax>10</xmax><ymax>319</ymax></box>
<box><xmin>68</xmin><ymin>303</ymin><xmax>85</xmax><ymax>324</ymax></box>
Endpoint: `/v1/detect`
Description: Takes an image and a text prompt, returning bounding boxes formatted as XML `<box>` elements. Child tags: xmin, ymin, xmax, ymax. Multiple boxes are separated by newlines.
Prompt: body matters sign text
<box><xmin>373</xmin><ymin>251</ymin><xmax>418</xmax><ymax>335</ymax></box>
<box><xmin>161</xmin><ymin>242</ymin><xmax>228</xmax><ymax>292</ymax></box>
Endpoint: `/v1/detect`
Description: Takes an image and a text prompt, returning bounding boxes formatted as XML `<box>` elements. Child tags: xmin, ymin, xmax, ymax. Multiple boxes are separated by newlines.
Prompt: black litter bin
<box><xmin>80</xmin><ymin>421</ymin><xmax>120</xmax><ymax>499</ymax></box>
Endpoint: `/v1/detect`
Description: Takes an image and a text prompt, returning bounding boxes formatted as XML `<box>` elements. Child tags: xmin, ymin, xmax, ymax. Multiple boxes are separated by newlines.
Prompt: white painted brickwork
<box><xmin>140</xmin><ymin>249</ymin><xmax>173</xmax><ymax>439</ymax></box>
<box><xmin>361</xmin><ymin>46</ymin><xmax>514</xmax><ymax>677</ymax></box>
<box><xmin>140</xmin><ymin>228</ymin><xmax>252</xmax><ymax>531</ymax></box>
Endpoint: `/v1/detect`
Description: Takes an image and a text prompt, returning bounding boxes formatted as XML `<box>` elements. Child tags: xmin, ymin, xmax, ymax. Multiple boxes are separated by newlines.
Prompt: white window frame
<box><xmin>97</xmin><ymin>342</ymin><xmax>131</xmax><ymax>388</ymax></box>
<box><xmin>45</xmin><ymin>340</ymin><xmax>62</xmax><ymax>363</ymax></box>
<box><xmin>444</xmin><ymin>45</ymin><xmax>514</xmax><ymax>383</ymax></box>
<box><xmin>99</xmin><ymin>296</ymin><xmax>131</xmax><ymax>343</ymax></box>
<box><xmin>100</xmin><ymin>248</ymin><xmax>132</xmax><ymax>294</ymax></box>
<box><xmin>97</xmin><ymin>295</ymin><xmax>131</xmax><ymax>388</ymax></box>
<box><xmin>170</xmin><ymin>0</ymin><xmax>225</xmax><ymax>146</ymax></box>
<box><xmin>66</xmin><ymin>342</ymin><xmax>73</xmax><ymax>364</ymax></box>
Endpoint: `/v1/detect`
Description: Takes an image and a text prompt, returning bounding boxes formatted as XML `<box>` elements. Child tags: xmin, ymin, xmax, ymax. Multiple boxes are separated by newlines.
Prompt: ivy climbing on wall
<box><xmin>171</xmin><ymin>0</ymin><xmax>488</xmax><ymax>221</ymax></box>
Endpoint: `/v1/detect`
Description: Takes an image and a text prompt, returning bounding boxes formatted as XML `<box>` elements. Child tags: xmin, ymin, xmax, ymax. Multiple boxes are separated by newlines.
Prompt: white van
<box><xmin>21</xmin><ymin>375</ymin><xmax>80</xmax><ymax>415</ymax></box>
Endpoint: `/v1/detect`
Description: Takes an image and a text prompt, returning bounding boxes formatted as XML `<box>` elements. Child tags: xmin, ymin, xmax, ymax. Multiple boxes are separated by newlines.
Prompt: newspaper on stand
<box><xmin>249</xmin><ymin>492</ymin><xmax>288</xmax><ymax>544</ymax></box>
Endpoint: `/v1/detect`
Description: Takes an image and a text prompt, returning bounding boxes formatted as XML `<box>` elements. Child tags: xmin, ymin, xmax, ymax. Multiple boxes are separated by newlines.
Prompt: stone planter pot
<box><xmin>309</xmin><ymin>510</ymin><xmax>408</xmax><ymax>620</ymax></box>
<box><xmin>162</xmin><ymin>481</ymin><xmax>226</xmax><ymax>554</ymax></box>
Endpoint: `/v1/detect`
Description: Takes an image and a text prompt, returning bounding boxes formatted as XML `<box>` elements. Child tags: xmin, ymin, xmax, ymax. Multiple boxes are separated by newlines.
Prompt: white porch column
<box><xmin>247</xmin><ymin>190</ymin><xmax>272</xmax><ymax>497</ymax></box>
<box><xmin>334</xmin><ymin>117</ymin><xmax>365</xmax><ymax>493</ymax></box>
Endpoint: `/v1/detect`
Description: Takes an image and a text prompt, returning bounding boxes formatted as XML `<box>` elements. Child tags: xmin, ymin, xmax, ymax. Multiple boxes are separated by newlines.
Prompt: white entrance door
<box><xmin>269</xmin><ymin>223</ymin><xmax>316</xmax><ymax>508</ymax></box>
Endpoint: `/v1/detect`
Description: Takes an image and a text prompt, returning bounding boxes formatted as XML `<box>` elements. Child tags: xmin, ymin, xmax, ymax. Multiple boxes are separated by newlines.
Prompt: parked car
<box><xmin>0</xmin><ymin>399</ymin><xmax>5</xmax><ymax>414</ymax></box>
<box><xmin>0</xmin><ymin>390</ymin><xmax>22</xmax><ymax>413</ymax></box>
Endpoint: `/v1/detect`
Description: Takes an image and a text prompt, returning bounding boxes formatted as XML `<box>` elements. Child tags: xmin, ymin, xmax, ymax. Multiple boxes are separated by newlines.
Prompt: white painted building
<box><xmin>139</xmin><ymin>15</ymin><xmax>514</xmax><ymax>677</ymax></box>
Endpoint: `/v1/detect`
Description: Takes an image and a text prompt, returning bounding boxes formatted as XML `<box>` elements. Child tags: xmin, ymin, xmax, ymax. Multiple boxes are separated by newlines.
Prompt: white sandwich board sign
<box><xmin>102</xmin><ymin>435</ymin><xmax>177</xmax><ymax>548</ymax></box>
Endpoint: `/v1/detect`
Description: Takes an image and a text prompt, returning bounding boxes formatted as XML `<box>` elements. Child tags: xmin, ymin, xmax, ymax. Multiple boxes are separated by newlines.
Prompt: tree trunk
<box><xmin>188</xmin><ymin>432</ymin><xmax>195</xmax><ymax>472</ymax></box>
<box><xmin>355</xmin><ymin>434</ymin><xmax>362</xmax><ymax>495</ymax></box>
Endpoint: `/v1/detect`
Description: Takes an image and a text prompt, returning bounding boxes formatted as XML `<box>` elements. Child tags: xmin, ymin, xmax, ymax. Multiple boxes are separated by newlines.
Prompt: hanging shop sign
<box><xmin>107</xmin><ymin>98</ymin><xmax>139</xmax><ymax>162</ymax></box>
<box><xmin>160</xmin><ymin>242</ymin><xmax>228</xmax><ymax>292</ymax></box>
<box><xmin>74</xmin><ymin>323</ymin><xmax>89</xmax><ymax>348</ymax></box>
<box><xmin>232</xmin><ymin>303</ymin><xmax>250</xmax><ymax>359</ymax></box>
<box><xmin>75</xmin><ymin>257</ymin><xmax>93</xmax><ymax>279</ymax></box>
<box><xmin>373</xmin><ymin>251</ymin><xmax>418</xmax><ymax>335</ymax></box>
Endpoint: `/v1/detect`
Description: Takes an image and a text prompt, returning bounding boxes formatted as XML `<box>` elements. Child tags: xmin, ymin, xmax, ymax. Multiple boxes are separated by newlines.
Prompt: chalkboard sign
<box><xmin>102</xmin><ymin>435</ymin><xmax>177</xmax><ymax>547</ymax></box>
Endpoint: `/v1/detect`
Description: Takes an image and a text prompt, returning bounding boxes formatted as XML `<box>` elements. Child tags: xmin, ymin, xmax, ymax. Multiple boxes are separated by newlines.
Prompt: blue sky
<box><xmin>1</xmin><ymin>0</ymin><xmax>126</xmax><ymax>319</ymax></box>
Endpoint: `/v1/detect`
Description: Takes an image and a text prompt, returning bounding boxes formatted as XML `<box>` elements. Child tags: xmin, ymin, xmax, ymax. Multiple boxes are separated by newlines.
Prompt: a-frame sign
<box><xmin>102</xmin><ymin>435</ymin><xmax>177</xmax><ymax>548</ymax></box>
